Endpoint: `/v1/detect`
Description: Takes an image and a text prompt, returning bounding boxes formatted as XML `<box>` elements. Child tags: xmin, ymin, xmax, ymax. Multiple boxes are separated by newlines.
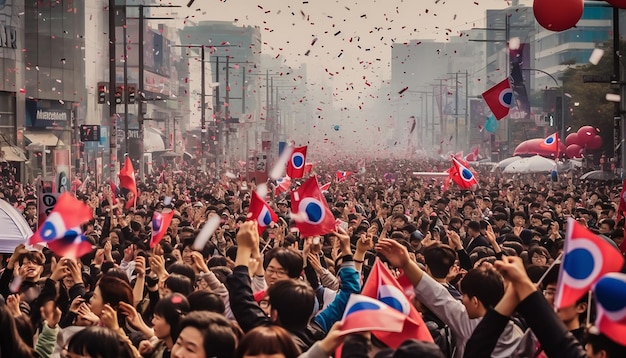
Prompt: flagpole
<box><xmin>536</xmin><ymin>252</ymin><xmax>563</xmax><ymax>288</ymax></box>
<box><xmin>585</xmin><ymin>289</ymin><xmax>592</xmax><ymax>328</ymax></box>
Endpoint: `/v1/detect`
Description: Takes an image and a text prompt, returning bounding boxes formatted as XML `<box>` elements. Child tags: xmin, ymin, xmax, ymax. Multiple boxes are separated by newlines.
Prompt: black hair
<box><xmin>177</xmin><ymin>311</ymin><xmax>241</xmax><ymax>358</ymax></box>
<box><xmin>263</xmin><ymin>248</ymin><xmax>303</xmax><ymax>279</ymax></box>
<box><xmin>267</xmin><ymin>279</ymin><xmax>315</xmax><ymax>331</ymax></box>
<box><xmin>167</xmin><ymin>262</ymin><xmax>196</xmax><ymax>284</ymax></box>
<box><xmin>460</xmin><ymin>266</ymin><xmax>504</xmax><ymax>309</ymax></box>
<box><xmin>165</xmin><ymin>274</ymin><xmax>193</xmax><ymax>296</ymax></box>
<box><xmin>154</xmin><ymin>294</ymin><xmax>190</xmax><ymax>342</ymax></box>
<box><xmin>423</xmin><ymin>244</ymin><xmax>457</xmax><ymax>279</ymax></box>
<box><xmin>187</xmin><ymin>290</ymin><xmax>225</xmax><ymax>314</ymax></box>
<box><xmin>67</xmin><ymin>326</ymin><xmax>135</xmax><ymax>358</ymax></box>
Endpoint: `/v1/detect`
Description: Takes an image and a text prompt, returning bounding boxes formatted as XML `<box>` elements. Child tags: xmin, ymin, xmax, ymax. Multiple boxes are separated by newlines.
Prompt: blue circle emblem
<box><xmin>563</xmin><ymin>248</ymin><xmax>594</xmax><ymax>280</ymax></box>
<box><xmin>292</xmin><ymin>153</ymin><xmax>305</xmax><ymax>169</ymax></box>
<box><xmin>461</xmin><ymin>168</ymin><xmax>473</xmax><ymax>181</ymax></box>
<box><xmin>346</xmin><ymin>301</ymin><xmax>380</xmax><ymax>316</ymax></box>
<box><xmin>595</xmin><ymin>275</ymin><xmax>626</xmax><ymax>312</ymax></box>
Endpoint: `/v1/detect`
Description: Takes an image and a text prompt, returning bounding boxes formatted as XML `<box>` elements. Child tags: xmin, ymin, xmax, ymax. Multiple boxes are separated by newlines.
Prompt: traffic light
<box><xmin>127</xmin><ymin>85</ymin><xmax>136</xmax><ymax>104</ymax></box>
<box><xmin>97</xmin><ymin>83</ymin><xmax>107</xmax><ymax>104</ymax></box>
<box><xmin>544</xmin><ymin>113</ymin><xmax>555</xmax><ymax>126</ymax></box>
<box><xmin>115</xmin><ymin>85</ymin><xmax>123</xmax><ymax>104</ymax></box>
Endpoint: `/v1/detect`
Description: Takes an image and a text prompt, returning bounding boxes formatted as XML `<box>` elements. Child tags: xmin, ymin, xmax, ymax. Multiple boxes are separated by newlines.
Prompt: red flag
<box><xmin>593</xmin><ymin>273</ymin><xmax>626</xmax><ymax>346</ymax></box>
<box><xmin>29</xmin><ymin>193</ymin><xmax>93</xmax><ymax>245</ymax></box>
<box><xmin>555</xmin><ymin>218</ymin><xmax>625</xmax><ymax>309</ymax></box>
<box><xmin>319</xmin><ymin>182</ymin><xmax>331</xmax><ymax>192</ymax></box>
<box><xmin>29</xmin><ymin>193</ymin><xmax>94</xmax><ymax>259</ymax></box>
<box><xmin>448</xmin><ymin>157</ymin><xmax>478</xmax><ymax>189</ymax></box>
<box><xmin>465</xmin><ymin>146</ymin><xmax>480</xmax><ymax>162</ymax></box>
<box><xmin>109</xmin><ymin>180</ymin><xmax>118</xmax><ymax>205</ymax></box>
<box><xmin>290</xmin><ymin>176</ymin><xmax>336</xmax><ymax>237</ymax></box>
<box><xmin>247</xmin><ymin>191</ymin><xmax>279</xmax><ymax>234</ymax></box>
<box><xmin>303</xmin><ymin>162</ymin><xmax>314</xmax><ymax>177</ymax></box>
<box><xmin>119</xmin><ymin>157</ymin><xmax>137</xmax><ymax>210</ymax></box>
<box><xmin>540</xmin><ymin>132</ymin><xmax>560</xmax><ymax>157</ymax></box>
<box><xmin>340</xmin><ymin>294</ymin><xmax>407</xmax><ymax>335</ymax></box>
<box><xmin>481</xmin><ymin>78</ymin><xmax>513</xmax><ymax>120</ymax></box>
<box><xmin>275</xmin><ymin>176</ymin><xmax>292</xmax><ymax>196</ymax></box>
<box><xmin>47</xmin><ymin>231</ymin><xmax>93</xmax><ymax>260</ymax></box>
<box><xmin>151</xmin><ymin>209</ymin><xmax>175</xmax><ymax>248</ymax></box>
<box><xmin>361</xmin><ymin>259</ymin><xmax>433</xmax><ymax>347</ymax></box>
<box><xmin>286</xmin><ymin>146</ymin><xmax>307</xmax><ymax>179</ymax></box>
<box><xmin>336</xmin><ymin>171</ymin><xmax>353</xmax><ymax>182</ymax></box>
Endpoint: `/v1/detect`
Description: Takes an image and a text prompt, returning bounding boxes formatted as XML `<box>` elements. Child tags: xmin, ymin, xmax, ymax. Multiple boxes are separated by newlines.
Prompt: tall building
<box><xmin>534</xmin><ymin>2</ymin><xmax>613</xmax><ymax>88</ymax></box>
<box><xmin>180</xmin><ymin>21</ymin><xmax>262</xmax><ymax>166</ymax></box>
<box><xmin>22</xmin><ymin>0</ymin><xmax>86</xmax><ymax>181</ymax></box>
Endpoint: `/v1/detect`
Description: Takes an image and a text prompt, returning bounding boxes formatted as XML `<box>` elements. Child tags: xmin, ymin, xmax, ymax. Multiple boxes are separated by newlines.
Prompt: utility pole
<box><xmin>224</xmin><ymin>56</ymin><xmax>230</xmax><ymax>167</ymax></box>
<box><xmin>455</xmin><ymin>72</ymin><xmax>459</xmax><ymax>149</ymax></box>
<box><xmin>214</xmin><ymin>56</ymin><xmax>221</xmax><ymax>173</ymax></box>
<box><xmin>108</xmin><ymin>0</ymin><xmax>117</xmax><ymax>184</ymax></box>
<box><xmin>200</xmin><ymin>45</ymin><xmax>206</xmax><ymax>172</ymax></box>
<box><xmin>122</xmin><ymin>8</ymin><xmax>129</xmax><ymax>156</ymax></box>
<box><xmin>138</xmin><ymin>5</ymin><xmax>144</xmax><ymax>181</ymax></box>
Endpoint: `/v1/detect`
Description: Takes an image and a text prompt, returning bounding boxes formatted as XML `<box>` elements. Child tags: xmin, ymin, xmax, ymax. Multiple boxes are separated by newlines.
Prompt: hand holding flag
<box><xmin>247</xmin><ymin>191</ymin><xmax>278</xmax><ymax>234</ymax></box>
<box><xmin>29</xmin><ymin>193</ymin><xmax>93</xmax><ymax>259</ymax></box>
<box><xmin>119</xmin><ymin>156</ymin><xmax>137</xmax><ymax>210</ymax></box>
<box><xmin>555</xmin><ymin>218</ymin><xmax>625</xmax><ymax>309</ymax></box>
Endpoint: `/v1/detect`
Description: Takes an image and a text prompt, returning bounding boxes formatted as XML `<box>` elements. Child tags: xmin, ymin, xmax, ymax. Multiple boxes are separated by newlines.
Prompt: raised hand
<box><xmin>236</xmin><ymin>220</ymin><xmax>259</xmax><ymax>250</ymax></box>
<box><xmin>375</xmin><ymin>238</ymin><xmax>411</xmax><ymax>269</ymax></box>
<box><xmin>40</xmin><ymin>300</ymin><xmax>62</xmax><ymax>328</ymax></box>
<box><xmin>100</xmin><ymin>304</ymin><xmax>119</xmax><ymax>331</ymax></box>
<box><xmin>6</xmin><ymin>294</ymin><xmax>22</xmax><ymax>317</ymax></box>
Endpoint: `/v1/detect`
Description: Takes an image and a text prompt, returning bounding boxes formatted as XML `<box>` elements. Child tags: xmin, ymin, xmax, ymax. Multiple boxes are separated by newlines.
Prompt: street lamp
<box><xmin>521</xmin><ymin>68</ymin><xmax>565</xmax><ymax>141</ymax></box>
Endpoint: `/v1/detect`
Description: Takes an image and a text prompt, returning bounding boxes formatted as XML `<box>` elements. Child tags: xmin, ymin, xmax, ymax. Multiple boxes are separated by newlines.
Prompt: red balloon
<box><xmin>565</xmin><ymin>133</ymin><xmax>580</xmax><ymax>147</ymax></box>
<box><xmin>577</xmin><ymin>125</ymin><xmax>596</xmax><ymax>146</ymax></box>
<box><xmin>533</xmin><ymin>0</ymin><xmax>583</xmax><ymax>32</ymax></box>
<box><xmin>587</xmin><ymin>135</ymin><xmax>603</xmax><ymax>151</ymax></box>
<box><xmin>566</xmin><ymin>144</ymin><xmax>583</xmax><ymax>158</ymax></box>
<box><xmin>606</xmin><ymin>0</ymin><xmax>626</xmax><ymax>9</ymax></box>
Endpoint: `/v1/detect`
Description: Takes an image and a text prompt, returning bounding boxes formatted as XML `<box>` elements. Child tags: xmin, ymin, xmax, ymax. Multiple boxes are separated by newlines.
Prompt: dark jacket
<box><xmin>463</xmin><ymin>291</ymin><xmax>586</xmax><ymax>358</ymax></box>
<box><xmin>466</xmin><ymin>235</ymin><xmax>490</xmax><ymax>254</ymax></box>
<box><xmin>227</xmin><ymin>259</ymin><xmax>360</xmax><ymax>352</ymax></box>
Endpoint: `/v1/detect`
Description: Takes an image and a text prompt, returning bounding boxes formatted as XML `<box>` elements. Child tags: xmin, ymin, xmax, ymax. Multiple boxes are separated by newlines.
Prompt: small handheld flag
<box><xmin>247</xmin><ymin>191</ymin><xmax>278</xmax><ymax>234</ymax></box>
<box><xmin>555</xmin><ymin>218</ymin><xmax>625</xmax><ymax>309</ymax></box>
<box><xmin>290</xmin><ymin>176</ymin><xmax>336</xmax><ymax>237</ymax></box>
<box><xmin>481</xmin><ymin>78</ymin><xmax>513</xmax><ymax>120</ymax></box>
<box><xmin>151</xmin><ymin>210</ymin><xmax>175</xmax><ymax>248</ymax></box>
<box><xmin>286</xmin><ymin>146</ymin><xmax>307</xmax><ymax>179</ymax></box>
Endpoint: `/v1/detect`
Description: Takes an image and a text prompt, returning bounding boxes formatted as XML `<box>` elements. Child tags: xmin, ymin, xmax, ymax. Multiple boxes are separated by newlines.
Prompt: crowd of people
<box><xmin>0</xmin><ymin>156</ymin><xmax>625</xmax><ymax>358</ymax></box>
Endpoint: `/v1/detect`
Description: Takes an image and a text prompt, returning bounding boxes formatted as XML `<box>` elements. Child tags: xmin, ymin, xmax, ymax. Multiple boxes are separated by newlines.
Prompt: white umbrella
<box><xmin>503</xmin><ymin>155</ymin><xmax>557</xmax><ymax>174</ymax></box>
<box><xmin>495</xmin><ymin>156</ymin><xmax>522</xmax><ymax>170</ymax></box>
<box><xmin>0</xmin><ymin>199</ymin><xmax>33</xmax><ymax>253</ymax></box>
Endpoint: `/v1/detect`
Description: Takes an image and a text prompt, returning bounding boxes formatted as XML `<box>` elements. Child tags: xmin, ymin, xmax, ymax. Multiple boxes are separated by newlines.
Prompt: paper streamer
<box><xmin>269</xmin><ymin>146</ymin><xmax>294</xmax><ymax>180</ymax></box>
<box><xmin>193</xmin><ymin>215</ymin><xmax>221</xmax><ymax>251</ymax></box>
<box><xmin>589</xmin><ymin>48</ymin><xmax>604</xmax><ymax>65</ymax></box>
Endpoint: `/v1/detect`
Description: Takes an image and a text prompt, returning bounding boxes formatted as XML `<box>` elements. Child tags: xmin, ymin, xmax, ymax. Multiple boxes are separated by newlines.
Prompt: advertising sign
<box><xmin>54</xmin><ymin>149</ymin><xmax>71</xmax><ymax>193</ymax></box>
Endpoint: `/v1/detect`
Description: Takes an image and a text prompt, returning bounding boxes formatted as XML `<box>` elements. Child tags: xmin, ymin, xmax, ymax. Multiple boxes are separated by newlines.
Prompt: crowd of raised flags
<box><xmin>0</xmin><ymin>142</ymin><xmax>626</xmax><ymax>357</ymax></box>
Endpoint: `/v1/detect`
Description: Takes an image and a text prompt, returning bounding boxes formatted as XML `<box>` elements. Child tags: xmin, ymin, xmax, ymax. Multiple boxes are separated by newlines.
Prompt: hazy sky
<box><xmin>168</xmin><ymin>0</ymin><xmax>513</xmax><ymax>94</ymax></box>
<box><xmin>158</xmin><ymin>0</ymin><xmax>522</xmax><ymax>153</ymax></box>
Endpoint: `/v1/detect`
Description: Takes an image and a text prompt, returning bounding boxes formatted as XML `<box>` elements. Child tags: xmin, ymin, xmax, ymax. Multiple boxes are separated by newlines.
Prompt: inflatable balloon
<box><xmin>565</xmin><ymin>144</ymin><xmax>583</xmax><ymax>158</ymax></box>
<box><xmin>606</xmin><ymin>0</ymin><xmax>626</xmax><ymax>9</ymax></box>
<box><xmin>565</xmin><ymin>133</ymin><xmax>580</xmax><ymax>147</ymax></box>
<box><xmin>514</xmin><ymin>138</ymin><xmax>566</xmax><ymax>158</ymax></box>
<box><xmin>484</xmin><ymin>115</ymin><xmax>498</xmax><ymax>133</ymax></box>
<box><xmin>533</xmin><ymin>0</ymin><xmax>583</xmax><ymax>32</ymax></box>
<box><xmin>577</xmin><ymin>125</ymin><xmax>596</xmax><ymax>146</ymax></box>
<box><xmin>587</xmin><ymin>135</ymin><xmax>603</xmax><ymax>151</ymax></box>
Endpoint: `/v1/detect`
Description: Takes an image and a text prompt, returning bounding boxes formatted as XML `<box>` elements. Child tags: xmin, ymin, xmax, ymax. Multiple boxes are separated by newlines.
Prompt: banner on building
<box><xmin>509</xmin><ymin>43</ymin><xmax>531</xmax><ymax>119</ymax></box>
